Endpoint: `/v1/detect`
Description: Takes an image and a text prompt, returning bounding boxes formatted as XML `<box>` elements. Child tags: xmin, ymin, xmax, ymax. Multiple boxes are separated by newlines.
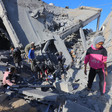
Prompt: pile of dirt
<box><xmin>0</xmin><ymin>94</ymin><xmax>37</xmax><ymax>112</ymax></box>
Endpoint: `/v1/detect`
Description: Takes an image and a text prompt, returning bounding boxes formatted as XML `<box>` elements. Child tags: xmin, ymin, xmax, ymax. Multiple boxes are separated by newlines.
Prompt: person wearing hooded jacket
<box><xmin>84</xmin><ymin>35</ymin><xmax>107</xmax><ymax>95</ymax></box>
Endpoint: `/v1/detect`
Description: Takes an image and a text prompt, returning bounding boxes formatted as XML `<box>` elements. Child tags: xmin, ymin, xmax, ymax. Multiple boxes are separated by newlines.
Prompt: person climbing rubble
<box><xmin>33</xmin><ymin>58</ymin><xmax>56</xmax><ymax>81</ymax></box>
<box><xmin>56</xmin><ymin>52</ymin><xmax>65</xmax><ymax>72</ymax></box>
<box><xmin>10</xmin><ymin>46</ymin><xmax>22</xmax><ymax>72</ymax></box>
<box><xmin>25</xmin><ymin>42</ymin><xmax>35</xmax><ymax>59</ymax></box>
<box><xmin>28</xmin><ymin>45</ymin><xmax>35</xmax><ymax>71</ymax></box>
<box><xmin>84</xmin><ymin>35</ymin><xmax>107</xmax><ymax>95</ymax></box>
<box><xmin>2</xmin><ymin>67</ymin><xmax>16</xmax><ymax>87</ymax></box>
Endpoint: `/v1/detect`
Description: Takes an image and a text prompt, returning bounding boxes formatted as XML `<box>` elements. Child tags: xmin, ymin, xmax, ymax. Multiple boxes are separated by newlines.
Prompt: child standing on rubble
<box><xmin>84</xmin><ymin>35</ymin><xmax>107</xmax><ymax>95</ymax></box>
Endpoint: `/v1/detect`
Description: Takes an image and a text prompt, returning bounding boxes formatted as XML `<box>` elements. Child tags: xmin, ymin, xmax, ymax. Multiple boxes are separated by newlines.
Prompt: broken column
<box><xmin>79</xmin><ymin>28</ymin><xmax>87</xmax><ymax>51</ymax></box>
<box><xmin>96</xmin><ymin>15</ymin><xmax>100</xmax><ymax>31</ymax></box>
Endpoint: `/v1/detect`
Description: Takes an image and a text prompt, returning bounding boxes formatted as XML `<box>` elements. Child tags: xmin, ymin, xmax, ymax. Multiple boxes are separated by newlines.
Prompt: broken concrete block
<box><xmin>0</xmin><ymin>55</ymin><xmax>8</xmax><ymax>62</ymax></box>
<box><xmin>0</xmin><ymin>62</ymin><xmax>8</xmax><ymax>67</ymax></box>
<box><xmin>54</xmin><ymin>81</ymin><xmax>73</xmax><ymax>92</ymax></box>
<box><xmin>63</xmin><ymin>100</ymin><xmax>95</xmax><ymax>112</ymax></box>
<box><xmin>0</xmin><ymin>70</ymin><xmax>3</xmax><ymax>81</ymax></box>
<box><xmin>0</xmin><ymin>94</ymin><xmax>8</xmax><ymax>103</ymax></box>
<box><xmin>56</xmin><ymin>95</ymin><xmax>66</xmax><ymax>104</ymax></box>
<box><xmin>94</xmin><ymin>104</ymin><xmax>100</xmax><ymax>112</ymax></box>
<box><xmin>19</xmin><ymin>88</ymin><xmax>58</xmax><ymax>101</ymax></box>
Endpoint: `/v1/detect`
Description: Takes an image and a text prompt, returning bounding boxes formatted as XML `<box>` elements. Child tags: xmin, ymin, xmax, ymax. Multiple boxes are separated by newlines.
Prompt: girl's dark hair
<box><xmin>10</xmin><ymin>67</ymin><xmax>16</xmax><ymax>73</ymax></box>
<box><xmin>5</xmin><ymin>68</ymin><xmax>9</xmax><ymax>71</ymax></box>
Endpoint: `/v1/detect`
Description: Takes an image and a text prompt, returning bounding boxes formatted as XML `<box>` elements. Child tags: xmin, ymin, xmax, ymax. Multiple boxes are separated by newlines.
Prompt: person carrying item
<box><xmin>57</xmin><ymin>52</ymin><xmax>65</xmax><ymax>72</ymax></box>
<box><xmin>84</xmin><ymin>35</ymin><xmax>107</xmax><ymax>95</ymax></box>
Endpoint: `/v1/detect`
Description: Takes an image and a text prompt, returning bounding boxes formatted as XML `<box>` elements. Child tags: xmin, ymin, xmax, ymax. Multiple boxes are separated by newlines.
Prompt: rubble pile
<box><xmin>64</xmin><ymin>29</ymin><xmax>93</xmax><ymax>68</ymax></box>
<box><xmin>0</xmin><ymin>28</ymin><xmax>112</xmax><ymax>112</ymax></box>
<box><xmin>0</xmin><ymin>94</ymin><xmax>37</xmax><ymax>112</ymax></box>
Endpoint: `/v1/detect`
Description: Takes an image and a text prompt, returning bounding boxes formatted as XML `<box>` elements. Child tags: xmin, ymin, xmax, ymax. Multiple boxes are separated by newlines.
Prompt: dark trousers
<box><xmin>88</xmin><ymin>68</ymin><xmax>106</xmax><ymax>94</ymax></box>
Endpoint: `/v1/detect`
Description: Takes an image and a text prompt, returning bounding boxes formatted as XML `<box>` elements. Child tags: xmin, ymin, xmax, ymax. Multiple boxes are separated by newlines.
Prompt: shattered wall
<box><xmin>100</xmin><ymin>11</ymin><xmax>112</xmax><ymax>62</ymax></box>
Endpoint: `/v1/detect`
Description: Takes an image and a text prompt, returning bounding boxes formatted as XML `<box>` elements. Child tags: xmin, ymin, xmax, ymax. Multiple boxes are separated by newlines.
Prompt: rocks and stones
<box><xmin>0</xmin><ymin>94</ymin><xmax>8</xmax><ymax>104</ymax></box>
<box><xmin>19</xmin><ymin>88</ymin><xmax>59</xmax><ymax>101</ymax></box>
<box><xmin>11</xmin><ymin>99</ymin><xmax>37</xmax><ymax>112</ymax></box>
<box><xmin>62</xmin><ymin>100</ymin><xmax>95</xmax><ymax>112</ymax></box>
<box><xmin>54</xmin><ymin>80</ymin><xmax>73</xmax><ymax>93</ymax></box>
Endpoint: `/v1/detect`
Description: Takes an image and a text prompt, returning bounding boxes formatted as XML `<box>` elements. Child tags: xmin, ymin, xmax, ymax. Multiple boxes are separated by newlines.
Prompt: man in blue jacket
<box><xmin>28</xmin><ymin>46</ymin><xmax>35</xmax><ymax>71</ymax></box>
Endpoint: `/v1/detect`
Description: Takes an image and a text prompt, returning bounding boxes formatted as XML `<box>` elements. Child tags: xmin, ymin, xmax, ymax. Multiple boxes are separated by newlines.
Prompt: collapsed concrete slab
<box><xmin>19</xmin><ymin>88</ymin><xmax>59</xmax><ymax>102</ymax></box>
<box><xmin>63</xmin><ymin>100</ymin><xmax>95</xmax><ymax>112</ymax></box>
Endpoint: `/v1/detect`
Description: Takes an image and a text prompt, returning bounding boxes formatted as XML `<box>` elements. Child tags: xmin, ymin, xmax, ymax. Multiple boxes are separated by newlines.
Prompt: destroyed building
<box><xmin>0</xmin><ymin>0</ymin><xmax>102</xmax><ymax>66</ymax></box>
<box><xmin>0</xmin><ymin>0</ymin><xmax>112</xmax><ymax>112</ymax></box>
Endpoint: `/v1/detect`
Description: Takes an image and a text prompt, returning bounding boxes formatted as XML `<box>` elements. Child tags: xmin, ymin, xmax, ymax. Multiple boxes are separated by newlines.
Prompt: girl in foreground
<box><xmin>84</xmin><ymin>36</ymin><xmax>107</xmax><ymax>95</ymax></box>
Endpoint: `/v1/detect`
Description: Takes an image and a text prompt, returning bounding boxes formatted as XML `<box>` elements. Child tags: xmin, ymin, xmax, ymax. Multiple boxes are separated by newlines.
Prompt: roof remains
<box><xmin>0</xmin><ymin>0</ymin><xmax>101</xmax><ymax>47</ymax></box>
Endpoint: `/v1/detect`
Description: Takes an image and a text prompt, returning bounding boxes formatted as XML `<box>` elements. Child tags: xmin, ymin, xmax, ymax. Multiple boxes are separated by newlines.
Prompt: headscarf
<box><xmin>93</xmin><ymin>35</ymin><xmax>105</xmax><ymax>48</ymax></box>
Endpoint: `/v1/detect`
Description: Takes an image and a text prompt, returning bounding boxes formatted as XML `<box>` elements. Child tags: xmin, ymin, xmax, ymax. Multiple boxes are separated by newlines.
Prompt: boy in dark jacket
<box><xmin>10</xmin><ymin>46</ymin><xmax>22</xmax><ymax>70</ymax></box>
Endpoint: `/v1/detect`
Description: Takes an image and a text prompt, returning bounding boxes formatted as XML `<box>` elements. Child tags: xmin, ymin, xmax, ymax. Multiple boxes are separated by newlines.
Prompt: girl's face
<box><xmin>96</xmin><ymin>42</ymin><xmax>104</xmax><ymax>49</ymax></box>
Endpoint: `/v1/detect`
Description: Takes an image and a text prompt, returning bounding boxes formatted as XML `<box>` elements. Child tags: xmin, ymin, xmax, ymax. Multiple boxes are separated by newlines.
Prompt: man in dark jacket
<box><xmin>10</xmin><ymin>46</ymin><xmax>22</xmax><ymax>70</ymax></box>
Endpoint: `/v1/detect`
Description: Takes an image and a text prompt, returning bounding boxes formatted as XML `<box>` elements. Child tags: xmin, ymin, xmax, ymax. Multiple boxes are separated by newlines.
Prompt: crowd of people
<box><xmin>2</xmin><ymin>42</ymin><xmax>65</xmax><ymax>88</ymax></box>
<box><xmin>2</xmin><ymin>35</ymin><xmax>108</xmax><ymax>97</ymax></box>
